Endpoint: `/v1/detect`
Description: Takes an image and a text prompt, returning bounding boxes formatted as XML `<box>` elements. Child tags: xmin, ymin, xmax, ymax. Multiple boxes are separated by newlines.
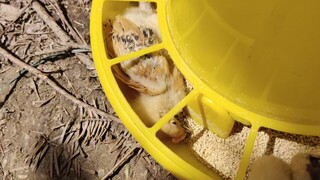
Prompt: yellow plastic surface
<box><xmin>90</xmin><ymin>0</ymin><xmax>320</xmax><ymax>179</ymax></box>
<box><xmin>187</xmin><ymin>95</ymin><xmax>235</xmax><ymax>139</ymax></box>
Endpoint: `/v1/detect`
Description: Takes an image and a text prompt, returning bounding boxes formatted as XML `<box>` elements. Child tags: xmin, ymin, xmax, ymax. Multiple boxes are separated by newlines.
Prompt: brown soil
<box><xmin>0</xmin><ymin>0</ymin><xmax>176</xmax><ymax>179</ymax></box>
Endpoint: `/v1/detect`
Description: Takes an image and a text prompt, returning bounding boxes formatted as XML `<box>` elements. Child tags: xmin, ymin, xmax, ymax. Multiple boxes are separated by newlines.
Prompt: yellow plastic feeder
<box><xmin>90</xmin><ymin>0</ymin><xmax>320</xmax><ymax>179</ymax></box>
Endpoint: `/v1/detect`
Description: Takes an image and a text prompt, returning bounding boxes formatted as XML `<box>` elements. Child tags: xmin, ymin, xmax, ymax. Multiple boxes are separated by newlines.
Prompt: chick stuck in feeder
<box><xmin>106</xmin><ymin>2</ymin><xmax>187</xmax><ymax>143</ymax></box>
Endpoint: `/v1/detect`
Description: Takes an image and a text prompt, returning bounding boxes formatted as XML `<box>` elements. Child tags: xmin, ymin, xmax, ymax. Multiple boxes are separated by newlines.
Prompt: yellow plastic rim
<box><xmin>90</xmin><ymin>0</ymin><xmax>320</xmax><ymax>179</ymax></box>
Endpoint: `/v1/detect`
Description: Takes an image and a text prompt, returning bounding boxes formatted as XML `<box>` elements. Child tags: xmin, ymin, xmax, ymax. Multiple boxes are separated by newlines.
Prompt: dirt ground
<box><xmin>0</xmin><ymin>0</ymin><xmax>176</xmax><ymax>179</ymax></box>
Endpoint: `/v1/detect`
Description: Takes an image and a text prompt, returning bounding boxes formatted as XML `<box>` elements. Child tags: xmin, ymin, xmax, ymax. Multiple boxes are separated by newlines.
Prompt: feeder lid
<box><xmin>167</xmin><ymin>0</ymin><xmax>320</xmax><ymax>125</ymax></box>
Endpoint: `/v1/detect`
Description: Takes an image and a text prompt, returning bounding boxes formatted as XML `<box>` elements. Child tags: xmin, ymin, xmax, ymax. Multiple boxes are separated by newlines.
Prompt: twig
<box><xmin>0</xmin><ymin>0</ymin><xmax>32</xmax><ymax>38</ymax></box>
<box><xmin>26</xmin><ymin>136</ymin><xmax>47</xmax><ymax>166</ymax></box>
<box><xmin>0</xmin><ymin>66</ymin><xmax>11</xmax><ymax>74</ymax></box>
<box><xmin>50</xmin><ymin>149</ymin><xmax>53</xmax><ymax>178</ymax></box>
<box><xmin>63</xmin><ymin>131</ymin><xmax>75</xmax><ymax>145</ymax></box>
<box><xmin>32</xmin><ymin>94</ymin><xmax>55</xmax><ymax>107</ymax></box>
<box><xmin>60</xmin><ymin>150</ymin><xmax>80</xmax><ymax>172</ymax></box>
<box><xmin>76</xmin><ymin>120</ymin><xmax>89</xmax><ymax>143</ymax></box>
<box><xmin>34</xmin><ymin>143</ymin><xmax>50</xmax><ymax>171</ymax></box>
<box><xmin>34</xmin><ymin>46</ymin><xmax>90</xmax><ymax>56</ymax></box>
<box><xmin>73</xmin><ymin>26</ymin><xmax>87</xmax><ymax>45</ymax></box>
<box><xmin>63</xmin><ymin>73</ymin><xmax>76</xmax><ymax>93</ymax></box>
<box><xmin>75</xmin><ymin>157</ymin><xmax>80</xmax><ymax>177</ymax></box>
<box><xmin>31</xmin><ymin>0</ymin><xmax>72</xmax><ymax>44</ymax></box>
<box><xmin>0</xmin><ymin>46</ymin><xmax>121</xmax><ymax>123</ymax></box>
<box><xmin>53</xmin><ymin>148</ymin><xmax>60</xmax><ymax>176</ymax></box>
<box><xmin>30</xmin><ymin>79</ymin><xmax>41</xmax><ymax>100</ymax></box>
<box><xmin>93</xmin><ymin>121</ymin><xmax>103</xmax><ymax>140</ymax></box>
<box><xmin>31</xmin><ymin>0</ymin><xmax>94</xmax><ymax>69</ymax></box>
<box><xmin>110</xmin><ymin>137</ymin><xmax>125</xmax><ymax>153</ymax></box>
<box><xmin>48</xmin><ymin>0</ymin><xmax>86</xmax><ymax>45</ymax></box>
<box><xmin>101</xmin><ymin>144</ymin><xmax>140</xmax><ymax>180</ymax></box>
<box><xmin>59</xmin><ymin>118</ymin><xmax>71</xmax><ymax>145</ymax></box>
<box><xmin>32</xmin><ymin>0</ymin><xmax>94</xmax><ymax>69</ymax></box>
<box><xmin>9</xmin><ymin>46</ymin><xmax>91</xmax><ymax>84</ymax></box>
<box><xmin>9</xmin><ymin>48</ymin><xmax>72</xmax><ymax>84</ymax></box>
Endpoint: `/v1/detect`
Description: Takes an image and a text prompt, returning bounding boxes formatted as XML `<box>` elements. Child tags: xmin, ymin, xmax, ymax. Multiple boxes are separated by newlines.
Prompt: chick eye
<box><xmin>170</xmin><ymin>120</ymin><xmax>177</xmax><ymax>126</ymax></box>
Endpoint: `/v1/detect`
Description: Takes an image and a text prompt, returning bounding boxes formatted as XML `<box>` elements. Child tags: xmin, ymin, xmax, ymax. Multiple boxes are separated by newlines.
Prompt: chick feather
<box><xmin>248</xmin><ymin>153</ymin><xmax>320</xmax><ymax>180</ymax></box>
<box><xmin>291</xmin><ymin>153</ymin><xmax>320</xmax><ymax>180</ymax></box>
<box><xmin>122</xmin><ymin>2</ymin><xmax>161</xmax><ymax>40</ymax></box>
<box><xmin>110</xmin><ymin>9</ymin><xmax>168</xmax><ymax>95</ymax></box>
<box><xmin>248</xmin><ymin>155</ymin><xmax>291</xmax><ymax>180</ymax></box>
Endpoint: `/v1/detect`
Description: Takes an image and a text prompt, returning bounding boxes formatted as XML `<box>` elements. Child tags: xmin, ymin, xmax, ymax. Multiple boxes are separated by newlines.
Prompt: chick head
<box><xmin>159</xmin><ymin>111</ymin><xmax>186</xmax><ymax>144</ymax></box>
<box><xmin>291</xmin><ymin>152</ymin><xmax>320</xmax><ymax>180</ymax></box>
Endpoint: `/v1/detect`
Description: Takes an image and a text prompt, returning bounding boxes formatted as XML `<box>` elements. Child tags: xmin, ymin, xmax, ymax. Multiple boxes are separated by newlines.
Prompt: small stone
<box><xmin>97</xmin><ymin>169</ymin><xmax>105</xmax><ymax>178</ymax></box>
<box><xmin>17</xmin><ymin>174</ymin><xmax>28</xmax><ymax>179</ymax></box>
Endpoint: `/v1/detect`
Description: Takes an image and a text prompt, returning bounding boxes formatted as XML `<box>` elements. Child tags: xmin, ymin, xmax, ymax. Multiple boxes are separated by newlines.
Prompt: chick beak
<box><xmin>171</xmin><ymin>131</ymin><xmax>187</xmax><ymax>144</ymax></box>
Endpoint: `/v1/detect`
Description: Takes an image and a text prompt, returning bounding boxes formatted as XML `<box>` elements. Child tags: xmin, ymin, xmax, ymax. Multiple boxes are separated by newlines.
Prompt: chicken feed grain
<box><xmin>185</xmin><ymin>118</ymin><xmax>320</xmax><ymax>179</ymax></box>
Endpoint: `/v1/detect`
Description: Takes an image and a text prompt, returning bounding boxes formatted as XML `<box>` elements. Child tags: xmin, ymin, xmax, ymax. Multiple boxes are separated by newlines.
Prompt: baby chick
<box><xmin>248</xmin><ymin>153</ymin><xmax>320</xmax><ymax>180</ymax></box>
<box><xmin>291</xmin><ymin>153</ymin><xmax>320</xmax><ymax>180</ymax></box>
<box><xmin>248</xmin><ymin>155</ymin><xmax>292</xmax><ymax>180</ymax></box>
<box><xmin>106</xmin><ymin>2</ymin><xmax>187</xmax><ymax>143</ymax></box>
